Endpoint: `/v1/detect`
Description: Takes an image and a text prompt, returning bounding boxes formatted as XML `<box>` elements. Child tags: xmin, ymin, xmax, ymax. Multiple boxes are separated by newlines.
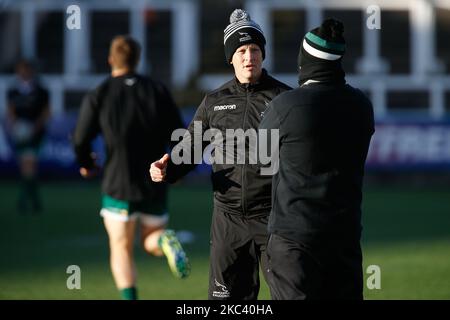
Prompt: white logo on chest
<box><xmin>214</xmin><ymin>104</ymin><xmax>237</xmax><ymax>111</ymax></box>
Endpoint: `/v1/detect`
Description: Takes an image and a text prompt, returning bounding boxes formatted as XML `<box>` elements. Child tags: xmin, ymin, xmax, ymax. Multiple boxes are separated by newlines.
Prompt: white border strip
<box><xmin>100</xmin><ymin>208</ymin><xmax>169</xmax><ymax>227</ymax></box>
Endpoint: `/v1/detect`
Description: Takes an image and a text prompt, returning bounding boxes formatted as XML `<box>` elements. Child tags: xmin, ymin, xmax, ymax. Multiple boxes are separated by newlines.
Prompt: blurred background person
<box><xmin>73</xmin><ymin>35</ymin><xmax>190</xmax><ymax>300</ymax></box>
<box><xmin>6</xmin><ymin>59</ymin><xmax>50</xmax><ymax>214</ymax></box>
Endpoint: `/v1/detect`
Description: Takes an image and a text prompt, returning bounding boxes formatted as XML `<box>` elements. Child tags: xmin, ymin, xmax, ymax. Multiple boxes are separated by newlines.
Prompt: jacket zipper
<box><xmin>241</xmin><ymin>89</ymin><xmax>250</xmax><ymax>216</ymax></box>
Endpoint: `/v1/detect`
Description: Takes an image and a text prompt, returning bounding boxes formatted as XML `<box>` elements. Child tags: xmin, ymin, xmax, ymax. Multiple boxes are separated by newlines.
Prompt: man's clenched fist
<box><xmin>149</xmin><ymin>153</ymin><xmax>170</xmax><ymax>182</ymax></box>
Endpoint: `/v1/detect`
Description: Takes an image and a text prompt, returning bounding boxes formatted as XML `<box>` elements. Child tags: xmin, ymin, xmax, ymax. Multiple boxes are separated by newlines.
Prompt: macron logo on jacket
<box><xmin>214</xmin><ymin>104</ymin><xmax>237</xmax><ymax>111</ymax></box>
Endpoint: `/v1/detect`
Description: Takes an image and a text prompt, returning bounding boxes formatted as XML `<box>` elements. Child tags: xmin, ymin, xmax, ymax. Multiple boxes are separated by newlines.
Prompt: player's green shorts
<box><xmin>100</xmin><ymin>194</ymin><xmax>169</xmax><ymax>226</ymax></box>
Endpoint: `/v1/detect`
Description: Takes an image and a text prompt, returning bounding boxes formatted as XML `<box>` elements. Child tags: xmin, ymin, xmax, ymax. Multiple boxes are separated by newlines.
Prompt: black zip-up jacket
<box><xmin>166</xmin><ymin>70</ymin><xmax>291</xmax><ymax>217</ymax></box>
<box><xmin>259</xmin><ymin>81</ymin><xmax>375</xmax><ymax>247</ymax></box>
<box><xmin>73</xmin><ymin>73</ymin><xmax>184</xmax><ymax>201</ymax></box>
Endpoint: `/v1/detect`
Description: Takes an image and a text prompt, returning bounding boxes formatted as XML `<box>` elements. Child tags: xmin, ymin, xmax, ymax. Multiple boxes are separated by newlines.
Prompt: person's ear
<box><xmin>108</xmin><ymin>55</ymin><xmax>113</xmax><ymax>67</ymax></box>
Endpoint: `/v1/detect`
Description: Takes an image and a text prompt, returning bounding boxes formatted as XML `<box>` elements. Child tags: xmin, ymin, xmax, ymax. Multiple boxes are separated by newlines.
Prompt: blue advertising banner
<box><xmin>1</xmin><ymin>113</ymin><xmax>450</xmax><ymax>177</ymax></box>
<box><xmin>366</xmin><ymin>120</ymin><xmax>450</xmax><ymax>170</ymax></box>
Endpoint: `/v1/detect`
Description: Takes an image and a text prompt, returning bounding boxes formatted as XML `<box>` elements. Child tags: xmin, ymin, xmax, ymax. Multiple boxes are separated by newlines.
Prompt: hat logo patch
<box><xmin>238</xmin><ymin>31</ymin><xmax>252</xmax><ymax>42</ymax></box>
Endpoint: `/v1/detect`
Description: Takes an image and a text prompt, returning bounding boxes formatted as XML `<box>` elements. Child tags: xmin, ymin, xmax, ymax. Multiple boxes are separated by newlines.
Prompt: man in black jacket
<box><xmin>259</xmin><ymin>19</ymin><xmax>375</xmax><ymax>300</ymax></box>
<box><xmin>73</xmin><ymin>35</ymin><xmax>189</xmax><ymax>300</ymax></box>
<box><xmin>150</xmin><ymin>9</ymin><xmax>291</xmax><ymax>300</ymax></box>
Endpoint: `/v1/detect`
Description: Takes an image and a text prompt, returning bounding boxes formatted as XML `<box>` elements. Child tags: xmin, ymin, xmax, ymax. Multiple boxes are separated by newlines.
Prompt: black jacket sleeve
<box><xmin>259</xmin><ymin>101</ymin><xmax>281</xmax><ymax>131</ymax></box>
<box><xmin>165</xmin><ymin>96</ymin><xmax>209</xmax><ymax>183</ymax></box>
<box><xmin>72</xmin><ymin>90</ymin><xmax>100</xmax><ymax>169</ymax></box>
<box><xmin>258</xmin><ymin>101</ymin><xmax>283</xmax><ymax>174</ymax></box>
<box><xmin>154</xmin><ymin>82</ymin><xmax>185</xmax><ymax>147</ymax></box>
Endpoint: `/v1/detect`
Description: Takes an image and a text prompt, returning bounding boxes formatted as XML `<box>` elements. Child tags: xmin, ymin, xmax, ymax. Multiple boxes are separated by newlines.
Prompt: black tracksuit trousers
<box><xmin>208</xmin><ymin>207</ymin><xmax>270</xmax><ymax>300</ymax></box>
<box><xmin>267</xmin><ymin>233</ymin><xmax>363</xmax><ymax>300</ymax></box>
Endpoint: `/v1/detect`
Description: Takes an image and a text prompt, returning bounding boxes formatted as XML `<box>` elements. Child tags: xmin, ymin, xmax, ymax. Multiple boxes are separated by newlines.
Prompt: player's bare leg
<box><xmin>18</xmin><ymin>153</ymin><xmax>41</xmax><ymax>213</ymax></box>
<box><xmin>103</xmin><ymin>217</ymin><xmax>137</xmax><ymax>298</ymax></box>
<box><xmin>141</xmin><ymin>225</ymin><xmax>165</xmax><ymax>256</ymax></box>
<box><xmin>141</xmin><ymin>223</ymin><xmax>190</xmax><ymax>279</ymax></box>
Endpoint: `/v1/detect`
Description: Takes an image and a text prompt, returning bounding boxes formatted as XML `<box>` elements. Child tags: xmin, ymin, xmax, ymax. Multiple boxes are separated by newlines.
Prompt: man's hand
<box><xmin>80</xmin><ymin>152</ymin><xmax>100</xmax><ymax>178</ymax></box>
<box><xmin>150</xmin><ymin>153</ymin><xmax>170</xmax><ymax>182</ymax></box>
<box><xmin>80</xmin><ymin>165</ymin><xmax>100</xmax><ymax>178</ymax></box>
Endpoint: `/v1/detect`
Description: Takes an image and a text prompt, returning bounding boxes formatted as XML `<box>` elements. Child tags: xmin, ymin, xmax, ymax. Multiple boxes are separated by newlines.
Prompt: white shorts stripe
<box><xmin>100</xmin><ymin>208</ymin><xmax>169</xmax><ymax>227</ymax></box>
<box><xmin>139</xmin><ymin>212</ymin><xmax>169</xmax><ymax>227</ymax></box>
<box><xmin>100</xmin><ymin>208</ymin><xmax>138</xmax><ymax>222</ymax></box>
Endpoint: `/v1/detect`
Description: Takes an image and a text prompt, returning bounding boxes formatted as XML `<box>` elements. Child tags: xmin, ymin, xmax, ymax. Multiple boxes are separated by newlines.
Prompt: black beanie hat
<box><xmin>298</xmin><ymin>18</ymin><xmax>346</xmax><ymax>68</ymax></box>
<box><xmin>224</xmin><ymin>9</ymin><xmax>266</xmax><ymax>64</ymax></box>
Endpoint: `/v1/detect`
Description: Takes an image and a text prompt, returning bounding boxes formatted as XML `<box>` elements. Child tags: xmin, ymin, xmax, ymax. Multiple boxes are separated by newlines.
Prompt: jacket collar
<box><xmin>233</xmin><ymin>69</ymin><xmax>270</xmax><ymax>93</ymax></box>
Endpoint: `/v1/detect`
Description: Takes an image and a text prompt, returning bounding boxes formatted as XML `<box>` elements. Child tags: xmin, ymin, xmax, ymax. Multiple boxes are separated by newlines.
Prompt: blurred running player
<box><xmin>73</xmin><ymin>35</ymin><xmax>190</xmax><ymax>300</ymax></box>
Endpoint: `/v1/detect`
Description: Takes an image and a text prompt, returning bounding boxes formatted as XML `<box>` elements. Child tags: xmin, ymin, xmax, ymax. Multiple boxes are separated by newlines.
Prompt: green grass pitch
<box><xmin>0</xmin><ymin>181</ymin><xmax>449</xmax><ymax>299</ymax></box>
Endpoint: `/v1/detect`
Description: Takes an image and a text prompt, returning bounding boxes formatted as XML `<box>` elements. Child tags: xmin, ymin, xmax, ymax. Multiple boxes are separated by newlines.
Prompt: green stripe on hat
<box><xmin>305</xmin><ymin>32</ymin><xmax>345</xmax><ymax>52</ymax></box>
